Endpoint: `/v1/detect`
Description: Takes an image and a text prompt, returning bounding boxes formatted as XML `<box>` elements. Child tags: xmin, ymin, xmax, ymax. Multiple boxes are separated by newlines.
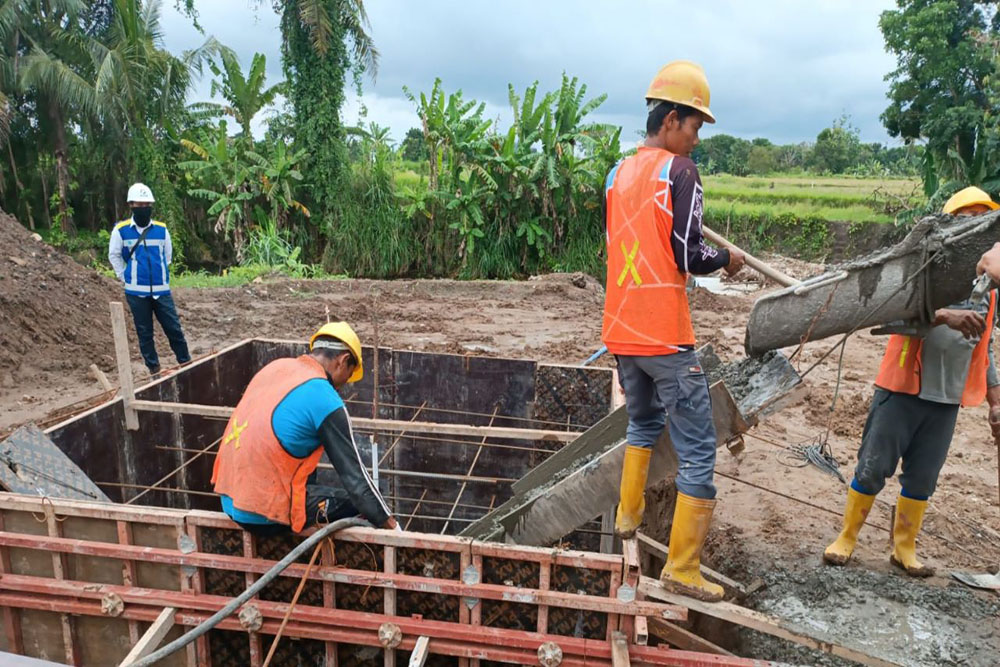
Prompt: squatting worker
<box><xmin>824</xmin><ymin>186</ymin><xmax>1000</xmax><ymax>576</ymax></box>
<box><xmin>107</xmin><ymin>183</ymin><xmax>191</xmax><ymax>378</ymax></box>
<box><xmin>603</xmin><ymin>60</ymin><xmax>745</xmax><ymax>602</ymax></box>
<box><xmin>212</xmin><ymin>322</ymin><xmax>398</xmax><ymax>534</ymax></box>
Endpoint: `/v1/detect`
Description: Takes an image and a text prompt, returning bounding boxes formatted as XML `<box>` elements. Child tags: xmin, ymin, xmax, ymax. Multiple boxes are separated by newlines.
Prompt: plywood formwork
<box><xmin>0</xmin><ymin>494</ymin><xmax>769</xmax><ymax>666</ymax></box>
<box><xmin>42</xmin><ymin>339</ymin><xmax>615</xmax><ymax>547</ymax></box>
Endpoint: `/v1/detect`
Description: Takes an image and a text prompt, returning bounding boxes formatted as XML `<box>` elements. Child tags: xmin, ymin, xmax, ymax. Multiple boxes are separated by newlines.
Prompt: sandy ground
<box><xmin>2</xmin><ymin>261</ymin><xmax>998</xmax><ymax>664</ymax></box>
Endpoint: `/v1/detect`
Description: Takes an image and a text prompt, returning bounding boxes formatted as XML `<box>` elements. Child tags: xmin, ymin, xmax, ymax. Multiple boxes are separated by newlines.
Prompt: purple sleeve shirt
<box><xmin>667</xmin><ymin>157</ymin><xmax>730</xmax><ymax>275</ymax></box>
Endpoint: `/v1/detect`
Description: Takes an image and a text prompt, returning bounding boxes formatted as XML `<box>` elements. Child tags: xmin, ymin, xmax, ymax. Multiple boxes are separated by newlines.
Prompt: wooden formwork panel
<box><xmin>0</xmin><ymin>495</ymin><xmax>742</xmax><ymax>667</ymax></box>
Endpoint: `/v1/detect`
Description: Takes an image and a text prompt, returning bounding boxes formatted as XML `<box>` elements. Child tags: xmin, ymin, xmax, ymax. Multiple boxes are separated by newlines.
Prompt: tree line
<box><xmin>0</xmin><ymin>0</ymin><xmax>997</xmax><ymax>279</ymax></box>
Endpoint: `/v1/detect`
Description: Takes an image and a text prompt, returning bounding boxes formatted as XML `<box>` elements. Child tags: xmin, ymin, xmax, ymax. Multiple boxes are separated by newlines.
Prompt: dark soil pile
<box><xmin>0</xmin><ymin>211</ymin><xmax>120</xmax><ymax>372</ymax></box>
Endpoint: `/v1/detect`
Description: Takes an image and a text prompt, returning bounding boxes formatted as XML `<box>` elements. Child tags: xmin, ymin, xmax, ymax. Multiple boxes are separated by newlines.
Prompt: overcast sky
<box><xmin>161</xmin><ymin>0</ymin><xmax>902</xmax><ymax>147</ymax></box>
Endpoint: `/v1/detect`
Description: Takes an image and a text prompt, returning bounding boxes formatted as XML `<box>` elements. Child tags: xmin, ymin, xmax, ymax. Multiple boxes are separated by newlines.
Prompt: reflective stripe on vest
<box><xmin>211</xmin><ymin>356</ymin><xmax>329</xmax><ymax>531</ymax></box>
<box><xmin>601</xmin><ymin>146</ymin><xmax>695</xmax><ymax>356</ymax></box>
<box><xmin>874</xmin><ymin>290</ymin><xmax>997</xmax><ymax>407</ymax></box>
<box><xmin>117</xmin><ymin>221</ymin><xmax>170</xmax><ymax>295</ymax></box>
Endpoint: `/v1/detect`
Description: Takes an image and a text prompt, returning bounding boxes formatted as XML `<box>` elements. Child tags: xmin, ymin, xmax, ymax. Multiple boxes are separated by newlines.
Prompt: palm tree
<box><xmin>5</xmin><ymin>0</ymin><xmax>96</xmax><ymax>231</ymax></box>
<box><xmin>89</xmin><ymin>0</ymin><xmax>220</xmax><ymax>221</ymax></box>
<box><xmin>288</xmin><ymin>0</ymin><xmax>377</xmax><ymax>73</ymax></box>
<box><xmin>194</xmin><ymin>50</ymin><xmax>286</xmax><ymax>146</ymax></box>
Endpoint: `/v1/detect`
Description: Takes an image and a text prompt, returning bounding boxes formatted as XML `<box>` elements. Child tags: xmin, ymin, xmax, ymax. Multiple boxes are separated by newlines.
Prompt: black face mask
<box><xmin>132</xmin><ymin>206</ymin><xmax>152</xmax><ymax>227</ymax></box>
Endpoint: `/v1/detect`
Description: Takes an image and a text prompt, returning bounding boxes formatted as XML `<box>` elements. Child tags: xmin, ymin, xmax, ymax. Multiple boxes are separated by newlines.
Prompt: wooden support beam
<box><xmin>639</xmin><ymin>577</ymin><xmax>900</xmax><ymax>667</ymax></box>
<box><xmin>647</xmin><ymin>617</ymin><xmax>733</xmax><ymax>656</ymax></box>
<box><xmin>110</xmin><ymin>302</ymin><xmax>139</xmax><ymax>430</ymax></box>
<box><xmin>90</xmin><ymin>363</ymin><xmax>114</xmax><ymax>392</ymax></box>
<box><xmin>0</xmin><ymin>533</ymin><xmax>687</xmax><ymax>621</ymax></box>
<box><xmin>116</xmin><ymin>521</ymin><xmax>142</xmax><ymax>646</ymax></box>
<box><xmin>128</xmin><ymin>400</ymin><xmax>580</xmax><ymax>442</ymax></box>
<box><xmin>243</xmin><ymin>531</ymin><xmax>263</xmax><ymax>666</ymax></box>
<box><xmin>408</xmin><ymin>636</ymin><xmax>430</xmax><ymax>667</ymax></box>
<box><xmin>384</xmin><ymin>545</ymin><xmax>397</xmax><ymax>667</ymax></box>
<box><xmin>633</xmin><ymin>616</ymin><xmax>648</xmax><ymax>646</ymax></box>
<box><xmin>610</xmin><ymin>631</ymin><xmax>630</xmax><ymax>667</ymax></box>
<box><xmin>119</xmin><ymin>606</ymin><xmax>176</xmax><ymax>666</ymax></box>
<box><xmin>0</xmin><ymin>513</ymin><xmax>23</xmax><ymax>656</ymax></box>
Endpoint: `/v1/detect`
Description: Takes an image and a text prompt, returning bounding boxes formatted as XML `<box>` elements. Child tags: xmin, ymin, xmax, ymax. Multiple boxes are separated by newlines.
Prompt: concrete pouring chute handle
<box><xmin>792</xmin><ymin>271</ymin><xmax>849</xmax><ymax>297</ymax></box>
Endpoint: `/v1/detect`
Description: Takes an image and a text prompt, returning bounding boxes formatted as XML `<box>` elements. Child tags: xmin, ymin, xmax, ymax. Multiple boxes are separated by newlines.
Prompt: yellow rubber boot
<box><xmin>890</xmin><ymin>495</ymin><xmax>934</xmax><ymax>577</ymax></box>
<box><xmin>659</xmin><ymin>492</ymin><xmax>724</xmax><ymax>602</ymax></box>
<box><xmin>614</xmin><ymin>445</ymin><xmax>651</xmax><ymax>538</ymax></box>
<box><xmin>823</xmin><ymin>486</ymin><xmax>876</xmax><ymax>566</ymax></box>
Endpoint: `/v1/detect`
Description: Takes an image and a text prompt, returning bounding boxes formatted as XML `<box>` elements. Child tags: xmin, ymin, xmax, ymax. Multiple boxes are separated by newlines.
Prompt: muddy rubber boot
<box><xmin>614</xmin><ymin>445</ymin><xmax>651</xmax><ymax>538</ymax></box>
<box><xmin>823</xmin><ymin>486</ymin><xmax>876</xmax><ymax>566</ymax></box>
<box><xmin>659</xmin><ymin>492</ymin><xmax>724</xmax><ymax>602</ymax></box>
<box><xmin>890</xmin><ymin>495</ymin><xmax>934</xmax><ymax>577</ymax></box>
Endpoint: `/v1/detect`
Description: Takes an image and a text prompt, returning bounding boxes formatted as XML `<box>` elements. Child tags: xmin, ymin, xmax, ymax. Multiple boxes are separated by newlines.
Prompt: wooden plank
<box><xmin>647</xmin><ymin>617</ymin><xmax>733</xmax><ymax>656</ymax></box>
<box><xmin>184</xmin><ymin>523</ymin><xmax>209</xmax><ymax>665</ymax></box>
<box><xmin>116</xmin><ymin>521</ymin><xmax>142</xmax><ymax>646</ymax></box>
<box><xmin>0</xmin><ymin>532</ymin><xmax>686</xmax><ymax>620</ymax></box>
<box><xmin>384</xmin><ymin>545</ymin><xmax>396</xmax><ymax>667</ymax></box>
<box><xmin>90</xmin><ymin>364</ymin><xmax>114</xmax><ymax>392</ymax></box>
<box><xmin>619</xmin><ymin>539</ymin><xmax>640</xmax><ymax>641</ymax></box>
<box><xmin>610</xmin><ymin>631</ymin><xmax>630</xmax><ymax>667</ymax></box>
<box><xmin>321</xmin><ymin>539</ymin><xmax>338</xmax><ymax>667</ymax></box>
<box><xmin>243</xmin><ymin>531</ymin><xmax>263</xmax><ymax>666</ymax></box>
<box><xmin>408</xmin><ymin>636</ymin><xmax>430</xmax><ymax>667</ymax></box>
<box><xmin>129</xmin><ymin>400</ymin><xmax>581</xmax><ymax>442</ymax></box>
<box><xmin>636</xmin><ymin>532</ymin><xmax>747</xmax><ymax>595</ymax></box>
<box><xmin>119</xmin><ymin>606</ymin><xmax>176</xmax><ymax>665</ymax></box>
<box><xmin>0</xmin><ymin>513</ymin><xmax>23</xmax><ymax>655</ymax></box>
<box><xmin>45</xmin><ymin>508</ymin><xmax>79</xmax><ymax>665</ymax></box>
<box><xmin>600</xmin><ymin>509</ymin><xmax>615</xmax><ymax>554</ymax></box>
<box><xmin>110</xmin><ymin>302</ymin><xmax>139</xmax><ymax>430</ymax></box>
<box><xmin>639</xmin><ymin>577</ymin><xmax>901</xmax><ymax>667</ymax></box>
<box><xmin>633</xmin><ymin>616</ymin><xmax>648</xmax><ymax>646</ymax></box>
<box><xmin>537</xmin><ymin>560</ymin><xmax>550</xmax><ymax>634</ymax></box>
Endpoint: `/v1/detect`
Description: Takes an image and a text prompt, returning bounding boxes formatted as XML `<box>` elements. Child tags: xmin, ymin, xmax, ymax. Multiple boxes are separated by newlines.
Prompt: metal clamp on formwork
<box><xmin>461</xmin><ymin>563</ymin><xmax>481</xmax><ymax>609</ymax></box>
<box><xmin>537</xmin><ymin>640</ymin><xmax>563</xmax><ymax>666</ymax></box>
<box><xmin>378</xmin><ymin>622</ymin><xmax>402</xmax><ymax>649</ymax></box>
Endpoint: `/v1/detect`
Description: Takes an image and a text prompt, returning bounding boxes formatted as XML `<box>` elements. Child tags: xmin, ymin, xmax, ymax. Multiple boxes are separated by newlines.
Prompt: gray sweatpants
<box><xmin>853</xmin><ymin>388</ymin><xmax>959</xmax><ymax>499</ymax></box>
<box><xmin>616</xmin><ymin>350</ymin><xmax>718</xmax><ymax>499</ymax></box>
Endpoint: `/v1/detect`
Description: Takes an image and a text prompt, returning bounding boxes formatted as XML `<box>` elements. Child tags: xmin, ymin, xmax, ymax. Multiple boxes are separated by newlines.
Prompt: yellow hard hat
<box><xmin>645</xmin><ymin>60</ymin><xmax>715</xmax><ymax>124</ymax></box>
<box><xmin>310</xmin><ymin>321</ymin><xmax>364</xmax><ymax>383</ymax></box>
<box><xmin>942</xmin><ymin>186</ymin><xmax>999</xmax><ymax>215</ymax></box>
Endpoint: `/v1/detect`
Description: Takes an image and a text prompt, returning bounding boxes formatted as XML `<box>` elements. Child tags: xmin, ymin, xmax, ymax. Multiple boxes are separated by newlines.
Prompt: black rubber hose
<box><xmin>130</xmin><ymin>517</ymin><xmax>367</xmax><ymax>666</ymax></box>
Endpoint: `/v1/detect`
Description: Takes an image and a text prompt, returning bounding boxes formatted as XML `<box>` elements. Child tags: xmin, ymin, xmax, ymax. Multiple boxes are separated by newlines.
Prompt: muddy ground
<box><xmin>2</xmin><ymin>250</ymin><xmax>999</xmax><ymax>665</ymax></box>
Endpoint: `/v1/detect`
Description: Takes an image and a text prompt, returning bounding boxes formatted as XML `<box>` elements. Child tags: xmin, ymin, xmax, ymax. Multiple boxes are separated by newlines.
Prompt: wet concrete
<box><xmin>704</xmin><ymin>350</ymin><xmax>802</xmax><ymax>418</ymax></box>
<box><xmin>745</xmin><ymin>210</ymin><xmax>1000</xmax><ymax>357</ymax></box>
<box><xmin>726</xmin><ymin>553</ymin><xmax>1000</xmax><ymax>666</ymax></box>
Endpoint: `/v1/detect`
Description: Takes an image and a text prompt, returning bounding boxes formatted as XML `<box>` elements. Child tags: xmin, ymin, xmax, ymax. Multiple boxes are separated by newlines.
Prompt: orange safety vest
<box><xmin>212</xmin><ymin>355</ymin><xmax>329</xmax><ymax>531</ymax></box>
<box><xmin>874</xmin><ymin>290</ymin><xmax>997</xmax><ymax>408</ymax></box>
<box><xmin>602</xmin><ymin>146</ymin><xmax>695</xmax><ymax>356</ymax></box>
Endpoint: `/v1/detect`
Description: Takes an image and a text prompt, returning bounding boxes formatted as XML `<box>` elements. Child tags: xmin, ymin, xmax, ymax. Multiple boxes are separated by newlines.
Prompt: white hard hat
<box><xmin>126</xmin><ymin>182</ymin><xmax>155</xmax><ymax>203</ymax></box>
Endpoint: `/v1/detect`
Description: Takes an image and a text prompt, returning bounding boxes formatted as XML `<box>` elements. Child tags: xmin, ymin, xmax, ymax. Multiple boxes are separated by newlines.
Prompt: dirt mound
<box><xmin>0</xmin><ymin>211</ymin><xmax>119</xmax><ymax>376</ymax></box>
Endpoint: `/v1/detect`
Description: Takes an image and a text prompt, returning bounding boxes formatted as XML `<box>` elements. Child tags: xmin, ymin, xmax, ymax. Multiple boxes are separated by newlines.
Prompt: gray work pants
<box><xmin>853</xmin><ymin>388</ymin><xmax>959</xmax><ymax>499</ymax></box>
<box><xmin>616</xmin><ymin>350</ymin><xmax>718</xmax><ymax>499</ymax></box>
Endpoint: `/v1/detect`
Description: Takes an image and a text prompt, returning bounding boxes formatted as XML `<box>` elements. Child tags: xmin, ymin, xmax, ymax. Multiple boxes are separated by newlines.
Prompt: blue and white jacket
<box><xmin>108</xmin><ymin>218</ymin><xmax>172</xmax><ymax>297</ymax></box>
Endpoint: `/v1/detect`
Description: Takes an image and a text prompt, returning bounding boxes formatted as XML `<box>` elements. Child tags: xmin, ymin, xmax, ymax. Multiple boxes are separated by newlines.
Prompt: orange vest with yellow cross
<box><xmin>874</xmin><ymin>290</ymin><xmax>997</xmax><ymax>408</ymax></box>
<box><xmin>602</xmin><ymin>146</ymin><xmax>695</xmax><ymax>356</ymax></box>
<box><xmin>212</xmin><ymin>355</ymin><xmax>328</xmax><ymax>531</ymax></box>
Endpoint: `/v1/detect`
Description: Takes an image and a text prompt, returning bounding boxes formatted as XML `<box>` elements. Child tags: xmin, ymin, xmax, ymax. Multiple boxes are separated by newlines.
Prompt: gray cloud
<box><xmin>162</xmin><ymin>0</ymin><xmax>900</xmax><ymax>145</ymax></box>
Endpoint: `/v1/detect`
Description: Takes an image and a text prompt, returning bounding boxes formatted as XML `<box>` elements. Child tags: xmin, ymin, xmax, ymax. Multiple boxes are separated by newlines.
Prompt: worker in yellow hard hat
<box><xmin>603</xmin><ymin>60</ymin><xmax>744</xmax><ymax>602</ymax></box>
<box><xmin>212</xmin><ymin>322</ymin><xmax>398</xmax><ymax>534</ymax></box>
<box><xmin>823</xmin><ymin>186</ymin><xmax>1000</xmax><ymax>576</ymax></box>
